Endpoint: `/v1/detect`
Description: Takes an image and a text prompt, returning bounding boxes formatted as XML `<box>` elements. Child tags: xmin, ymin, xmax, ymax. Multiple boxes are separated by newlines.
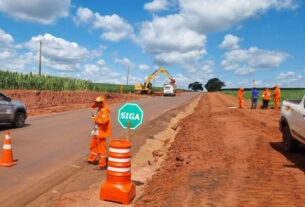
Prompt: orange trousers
<box><xmin>88</xmin><ymin>135</ymin><xmax>107</xmax><ymax>167</ymax></box>
<box><xmin>239</xmin><ymin>99</ymin><xmax>243</xmax><ymax>108</ymax></box>
<box><xmin>274</xmin><ymin>98</ymin><xmax>280</xmax><ymax>108</ymax></box>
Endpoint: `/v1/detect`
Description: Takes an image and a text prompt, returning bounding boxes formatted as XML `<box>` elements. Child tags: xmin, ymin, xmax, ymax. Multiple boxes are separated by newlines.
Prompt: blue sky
<box><xmin>0</xmin><ymin>0</ymin><xmax>304</xmax><ymax>89</ymax></box>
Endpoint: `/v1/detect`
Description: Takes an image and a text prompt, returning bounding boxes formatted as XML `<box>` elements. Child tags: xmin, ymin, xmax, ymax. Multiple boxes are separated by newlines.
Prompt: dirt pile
<box><xmin>2</xmin><ymin>90</ymin><xmax>150</xmax><ymax>117</ymax></box>
<box><xmin>135</xmin><ymin>93</ymin><xmax>305</xmax><ymax>207</ymax></box>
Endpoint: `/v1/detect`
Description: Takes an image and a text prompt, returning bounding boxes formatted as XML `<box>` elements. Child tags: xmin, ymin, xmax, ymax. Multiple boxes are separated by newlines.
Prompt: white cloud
<box><xmin>275</xmin><ymin>71</ymin><xmax>304</xmax><ymax>87</ymax></box>
<box><xmin>138</xmin><ymin>0</ymin><xmax>297</xmax><ymax>73</ymax></box>
<box><xmin>144</xmin><ymin>0</ymin><xmax>169</xmax><ymax>12</ymax></box>
<box><xmin>276</xmin><ymin>71</ymin><xmax>302</xmax><ymax>81</ymax></box>
<box><xmin>73</xmin><ymin>7</ymin><xmax>93</xmax><ymax>25</ymax></box>
<box><xmin>93</xmin><ymin>13</ymin><xmax>134</xmax><ymax>42</ymax></box>
<box><xmin>25</xmin><ymin>33</ymin><xmax>99</xmax><ymax>71</ymax></box>
<box><xmin>221</xmin><ymin>46</ymin><xmax>288</xmax><ymax>75</ymax></box>
<box><xmin>179</xmin><ymin>0</ymin><xmax>299</xmax><ymax>33</ymax></box>
<box><xmin>0</xmin><ymin>29</ymin><xmax>14</xmax><ymax>49</ymax></box>
<box><xmin>224</xmin><ymin>79</ymin><xmax>271</xmax><ymax>88</ymax></box>
<box><xmin>83</xmin><ymin>64</ymin><xmax>121</xmax><ymax>84</ymax></box>
<box><xmin>114</xmin><ymin>57</ymin><xmax>136</xmax><ymax>69</ymax></box>
<box><xmin>0</xmin><ymin>0</ymin><xmax>70</xmax><ymax>24</ymax></box>
<box><xmin>121</xmin><ymin>75</ymin><xmax>143</xmax><ymax>85</ymax></box>
<box><xmin>97</xmin><ymin>59</ymin><xmax>106</xmax><ymax>66</ymax></box>
<box><xmin>201</xmin><ymin>60</ymin><xmax>214</xmax><ymax>74</ymax></box>
<box><xmin>139</xmin><ymin>64</ymin><xmax>151</xmax><ymax>70</ymax></box>
<box><xmin>0</xmin><ymin>50</ymin><xmax>35</xmax><ymax>71</ymax></box>
<box><xmin>139</xmin><ymin>14</ymin><xmax>206</xmax><ymax>66</ymax></box>
<box><xmin>0</xmin><ymin>29</ymin><xmax>35</xmax><ymax>72</ymax></box>
<box><xmin>72</xmin><ymin>8</ymin><xmax>135</xmax><ymax>42</ymax></box>
<box><xmin>219</xmin><ymin>34</ymin><xmax>240</xmax><ymax>50</ymax></box>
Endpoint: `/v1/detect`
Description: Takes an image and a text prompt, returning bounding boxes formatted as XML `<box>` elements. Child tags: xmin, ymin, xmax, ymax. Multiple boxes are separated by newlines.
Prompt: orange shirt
<box><xmin>92</xmin><ymin>103</ymin><xmax>112</xmax><ymax>138</ymax></box>
<box><xmin>273</xmin><ymin>87</ymin><xmax>281</xmax><ymax>99</ymax></box>
<box><xmin>262</xmin><ymin>89</ymin><xmax>271</xmax><ymax>100</ymax></box>
<box><xmin>238</xmin><ymin>89</ymin><xmax>243</xmax><ymax>100</ymax></box>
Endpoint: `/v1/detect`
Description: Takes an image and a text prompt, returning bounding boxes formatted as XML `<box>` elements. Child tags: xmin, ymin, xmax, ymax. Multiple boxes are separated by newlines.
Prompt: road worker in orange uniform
<box><xmin>238</xmin><ymin>88</ymin><xmax>244</xmax><ymax>108</ymax></box>
<box><xmin>261</xmin><ymin>88</ymin><xmax>271</xmax><ymax>109</ymax></box>
<box><xmin>273</xmin><ymin>85</ymin><xmax>281</xmax><ymax>108</ymax></box>
<box><xmin>88</xmin><ymin>97</ymin><xmax>111</xmax><ymax>169</ymax></box>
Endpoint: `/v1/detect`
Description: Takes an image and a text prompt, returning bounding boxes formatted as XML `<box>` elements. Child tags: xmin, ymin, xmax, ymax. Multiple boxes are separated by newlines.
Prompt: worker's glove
<box><xmin>91</xmin><ymin>112</ymin><xmax>95</xmax><ymax>117</ymax></box>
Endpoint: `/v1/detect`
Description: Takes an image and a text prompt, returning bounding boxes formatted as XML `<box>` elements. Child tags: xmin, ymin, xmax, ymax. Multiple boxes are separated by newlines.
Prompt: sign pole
<box><xmin>126</xmin><ymin>121</ymin><xmax>130</xmax><ymax>142</ymax></box>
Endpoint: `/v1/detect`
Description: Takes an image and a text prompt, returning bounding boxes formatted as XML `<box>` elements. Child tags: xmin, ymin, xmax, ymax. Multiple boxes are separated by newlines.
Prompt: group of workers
<box><xmin>238</xmin><ymin>85</ymin><xmax>281</xmax><ymax>109</ymax></box>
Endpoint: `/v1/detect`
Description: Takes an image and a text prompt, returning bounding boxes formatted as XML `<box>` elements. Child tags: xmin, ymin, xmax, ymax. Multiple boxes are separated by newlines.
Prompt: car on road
<box><xmin>0</xmin><ymin>92</ymin><xmax>27</xmax><ymax>128</ymax></box>
<box><xmin>279</xmin><ymin>94</ymin><xmax>305</xmax><ymax>152</ymax></box>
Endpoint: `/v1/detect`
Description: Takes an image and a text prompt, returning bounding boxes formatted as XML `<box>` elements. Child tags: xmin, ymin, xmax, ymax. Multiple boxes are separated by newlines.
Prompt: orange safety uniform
<box><xmin>273</xmin><ymin>85</ymin><xmax>281</xmax><ymax>108</ymax></box>
<box><xmin>238</xmin><ymin>88</ymin><xmax>244</xmax><ymax>108</ymax></box>
<box><xmin>88</xmin><ymin>97</ymin><xmax>112</xmax><ymax>168</ymax></box>
<box><xmin>262</xmin><ymin>89</ymin><xmax>271</xmax><ymax>100</ymax></box>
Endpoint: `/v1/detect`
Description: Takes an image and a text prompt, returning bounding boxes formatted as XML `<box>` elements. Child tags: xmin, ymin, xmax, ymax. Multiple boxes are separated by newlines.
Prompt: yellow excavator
<box><xmin>134</xmin><ymin>67</ymin><xmax>176</xmax><ymax>95</ymax></box>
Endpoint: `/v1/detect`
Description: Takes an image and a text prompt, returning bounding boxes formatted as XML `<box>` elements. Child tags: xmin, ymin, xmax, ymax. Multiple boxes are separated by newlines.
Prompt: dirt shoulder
<box><xmin>2</xmin><ymin>90</ymin><xmax>170</xmax><ymax>117</ymax></box>
<box><xmin>135</xmin><ymin>92</ymin><xmax>305</xmax><ymax>207</ymax></box>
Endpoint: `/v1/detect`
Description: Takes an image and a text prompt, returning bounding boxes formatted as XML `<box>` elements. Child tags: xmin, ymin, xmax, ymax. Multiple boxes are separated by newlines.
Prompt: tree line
<box><xmin>188</xmin><ymin>78</ymin><xmax>225</xmax><ymax>92</ymax></box>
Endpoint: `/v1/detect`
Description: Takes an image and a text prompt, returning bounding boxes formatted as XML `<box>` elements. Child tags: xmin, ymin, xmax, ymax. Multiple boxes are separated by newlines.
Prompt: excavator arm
<box><xmin>144</xmin><ymin>67</ymin><xmax>175</xmax><ymax>89</ymax></box>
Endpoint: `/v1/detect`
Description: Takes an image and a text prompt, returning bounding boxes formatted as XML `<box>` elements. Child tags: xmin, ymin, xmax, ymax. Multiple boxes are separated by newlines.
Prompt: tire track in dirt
<box><xmin>135</xmin><ymin>92</ymin><xmax>305</xmax><ymax>207</ymax></box>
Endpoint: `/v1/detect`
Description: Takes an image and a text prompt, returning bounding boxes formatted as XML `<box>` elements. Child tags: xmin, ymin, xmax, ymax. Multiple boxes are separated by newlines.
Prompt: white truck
<box><xmin>279</xmin><ymin>94</ymin><xmax>305</xmax><ymax>152</ymax></box>
<box><xmin>163</xmin><ymin>84</ymin><xmax>176</xmax><ymax>96</ymax></box>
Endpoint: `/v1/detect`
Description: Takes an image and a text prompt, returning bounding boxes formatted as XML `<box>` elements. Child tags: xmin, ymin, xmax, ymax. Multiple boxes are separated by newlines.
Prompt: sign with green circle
<box><xmin>117</xmin><ymin>103</ymin><xmax>144</xmax><ymax>130</ymax></box>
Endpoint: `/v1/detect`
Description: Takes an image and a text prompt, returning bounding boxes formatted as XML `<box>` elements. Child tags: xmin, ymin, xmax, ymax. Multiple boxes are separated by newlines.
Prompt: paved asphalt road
<box><xmin>0</xmin><ymin>92</ymin><xmax>198</xmax><ymax>205</ymax></box>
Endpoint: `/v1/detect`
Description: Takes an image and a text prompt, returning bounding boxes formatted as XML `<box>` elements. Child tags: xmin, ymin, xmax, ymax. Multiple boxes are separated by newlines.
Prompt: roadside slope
<box><xmin>135</xmin><ymin>92</ymin><xmax>305</xmax><ymax>207</ymax></box>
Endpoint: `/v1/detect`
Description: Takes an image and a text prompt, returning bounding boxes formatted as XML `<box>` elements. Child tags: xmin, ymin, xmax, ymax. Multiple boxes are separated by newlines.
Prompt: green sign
<box><xmin>117</xmin><ymin>103</ymin><xmax>144</xmax><ymax>130</ymax></box>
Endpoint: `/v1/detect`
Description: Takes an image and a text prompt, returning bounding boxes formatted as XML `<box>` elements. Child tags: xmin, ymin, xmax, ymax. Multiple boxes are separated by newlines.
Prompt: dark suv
<box><xmin>0</xmin><ymin>92</ymin><xmax>27</xmax><ymax>128</ymax></box>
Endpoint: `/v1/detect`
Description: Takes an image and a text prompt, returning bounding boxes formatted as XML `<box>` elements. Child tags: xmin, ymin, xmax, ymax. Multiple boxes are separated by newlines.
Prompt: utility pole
<box><xmin>39</xmin><ymin>40</ymin><xmax>42</xmax><ymax>76</ymax></box>
<box><xmin>126</xmin><ymin>67</ymin><xmax>129</xmax><ymax>85</ymax></box>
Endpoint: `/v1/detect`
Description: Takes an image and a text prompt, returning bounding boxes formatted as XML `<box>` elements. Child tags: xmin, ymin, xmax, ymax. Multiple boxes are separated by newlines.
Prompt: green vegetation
<box><xmin>188</xmin><ymin>81</ymin><xmax>203</xmax><ymax>91</ymax></box>
<box><xmin>0</xmin><ymin>70</ymin><xmax>162</xmax><ymax>93</ymax></box>
<box><xmin>204</xmin><ymin>78</ymin><xmax>225</xmax><ymax>91</ymax></box>
<box><xmin>221</xmin><ymin>89</ymin><xmax>305</xmax><ymax>104</ymax></box>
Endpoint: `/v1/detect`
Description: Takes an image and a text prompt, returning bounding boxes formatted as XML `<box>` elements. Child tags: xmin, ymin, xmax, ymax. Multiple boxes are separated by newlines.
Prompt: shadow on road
<box><xmin>0</xmin><ymin>123</ymin><xmax>31</xmax><ymax>131</ymax></box>
<box><xmin>270</xmin><ymin>142</ymin><xmax>305</xmax><ymax>174</ymax></box>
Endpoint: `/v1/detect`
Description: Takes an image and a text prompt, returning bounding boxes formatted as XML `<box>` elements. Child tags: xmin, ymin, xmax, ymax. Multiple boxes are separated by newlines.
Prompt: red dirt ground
<box><xmin>2</xmin><ymin>90</ymin><xmax>168</xmax><ymax>117</ymax></box>
<box><xmin>135</xmin><ymin>92</ymin><xmax>305</xmax><ymax>207</ymax></box>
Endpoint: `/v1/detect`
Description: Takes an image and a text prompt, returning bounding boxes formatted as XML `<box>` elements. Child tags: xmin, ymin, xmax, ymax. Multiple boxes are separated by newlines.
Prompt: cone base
<box><xmin>100</xmin><ymin>181</ymin><xmax>135</xmax><ymax>205</ymax></box>
<box><xmin>0</xmin><ymin>161</ymin><xmax>16</xmax><ymax>167</ymax></box>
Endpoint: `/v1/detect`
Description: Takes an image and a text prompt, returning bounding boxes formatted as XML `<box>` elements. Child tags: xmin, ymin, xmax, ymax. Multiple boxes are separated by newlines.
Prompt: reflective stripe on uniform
<box><xmin>5</xmin><ymin>135</ymin><xmax>10</xmax><ymax>140</ymax></box>
<box><xmin>3</xmin><ymin>144</ymin><xmax>11</xmax><ymax>149</ymax></box>
<box><xmin>99</xmin><ymin>155</ymin><xmax>106</xmax><ymax>158</ymax></box>
<box><xmin>90</xmin><ymin>152</ymin><xmax>98</xmax><ymax>155</ymax></box>
<box><xmin>91</xmin><ymin>130</ymin><xmax>98</xmax><ymax>135</ymax></box>
<box><xmin>108</xmin><ymin>157</ymin><xmax>131</xmax><ymax>163</ymax></box>
<box><xmin>107</xmin><ymin>166</ymin><xmax>130</xmax><ymax>172</ymax></box>
<box><xmin>109</xmin><ymin>148</ymin><xmax>130</xmax><ymax>153</ymax></box>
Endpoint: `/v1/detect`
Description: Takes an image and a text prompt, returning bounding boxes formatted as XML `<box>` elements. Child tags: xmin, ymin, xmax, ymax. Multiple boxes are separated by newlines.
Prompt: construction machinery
<box><xmin>134</xmin><ymin>67</ymin><xmax>176</xmax><ymax>96</ymax></box>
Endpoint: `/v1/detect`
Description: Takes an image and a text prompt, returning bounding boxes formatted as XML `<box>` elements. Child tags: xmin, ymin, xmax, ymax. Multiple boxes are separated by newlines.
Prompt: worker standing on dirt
<box><xmin>251</xmin><ymin>87</ymin><xmax>259</xmax><ymax>109</ymax></box>
<box><xmin>238</xmin><ymin>88</ymin><xmax>244</xmax><ymax>108</ymax></box>
<box><xmin>273</xmin><ymin>85</ymin><xmax>281</xmax><ymax>109</ymax></box>
<box><xmin>88</xmin><ymin>96</ymin><xmax>112</xmax><ymax>170</ymax></box>
<box><xmin>261</xmin><ymin>88</ymin><xmax>271</xmax><ymax>109</ymax></box>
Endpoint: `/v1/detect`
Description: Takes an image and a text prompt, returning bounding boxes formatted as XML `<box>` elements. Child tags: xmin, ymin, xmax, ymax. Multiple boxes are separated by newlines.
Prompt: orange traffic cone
<box><xmin>100</xmin><ymin>139</ymin><xmax>135</xmax><ymax>205</ymax></box>
<box><xmin>0</xmin><ymin>131</ymin><xmax>16</xmax><ymax>167</ymax></box>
